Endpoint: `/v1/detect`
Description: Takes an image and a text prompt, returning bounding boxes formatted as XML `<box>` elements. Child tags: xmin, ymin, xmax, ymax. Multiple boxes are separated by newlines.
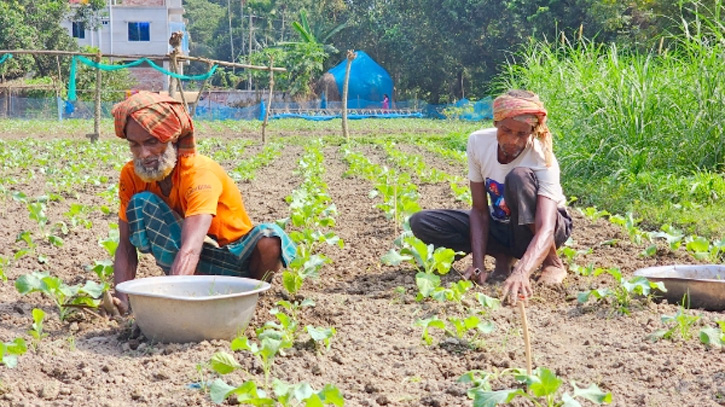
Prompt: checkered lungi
<box><xmin>126</xmin><ymin>191</ymin><xmax>296</xmax><ymax>277</ymax></box>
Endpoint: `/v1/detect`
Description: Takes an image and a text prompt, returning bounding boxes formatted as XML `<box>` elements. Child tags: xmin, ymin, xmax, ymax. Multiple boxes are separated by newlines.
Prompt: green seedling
<box><xmin>87</xmin><ymin>226</ymin><xmax>121</xmax><ymax>286</ymax></box>
<box><xmin>15</xmin><ymin>271</ymin><xmax>105</xmax><ymax>321</ymax></box>
<box><xmin>15</xmin><ymin>230</ymin><xmax>37</xmax><ymax>261</ymax></box>
<box><xmin>88</xmin><ymin>259</ymin><xmax>114</xmax><ymax>286</ymax></box>
<box><xmin>649</xmin><ymin>307</ymin><xmax>700</xmax><ymax>342</ymax></box>
<box><xmin>640</xmin><ymin>244</ymin><xmax>658</xmax><ymax>258</ymax></box>
<box><xmin>381</xmin><ymin>235</ymin><xmax>462</xmax><ymax>300</ymax></box>
<box><xmin>609</xmin><ymin>212</ymin><xmax>647</xmax><ymax>245</ymax></box>
<box><xmin>699</xmin><ymin>321</ymin><xmax>725</xmax><ymax>349</ymax></box>
<box><xmin>648</xmin><ymin>224</ymin><xmax>684</xmax><ymax>251</ymax></box>
<box><xmin>432</xmin><ymin>279</ymin><xmax>473</xmax><ymax>305</ymax></box>
<box><xmin>599</xmin><ymin>239</ymin><xmax>620</xmax><ymax>247</ymax></box>
<box><xmin>686</xmin><ymin>235</ymin><xmax>725</xmax><ymax>262</ymax></box>
<box><xmin>28</xmin><ymin>308</ymin><xmax>49</xmax><ymax>351</ymax></box>
<box><xmin>579</xmin><ymin>206</ymin><xmax>611</xmax><ymax>222</ymax></box>
<box><xmin>570</xmin><ymin>263</ymin><xmax>596</xmax><ymax>277</ymax></box>
<box><xmin>66</xmin><ymin>335</ymin><xmax>76</xmax><ymax>351</ymax></box>
<box><xmin>450</xmin><ymin>180</ymin><xmax>472</xmax><ymax>204</ymax></box>
<box><xmin>306</xmin><ymin>325</ymin><xmax>336</xmax><ymax>351</ymax></box>
<box><xmin>99</xmin><ymin>225</ymin><xmax>120</xmax><ymax>257</ymax></box>
<box><xmin>271</xmin><ymin>381</ymin><xmax>344</xmax><ymax>407</ymax></box>
<box><xmin>557</xmin><ymin>241</ymin><xmax>594</xmax><ymax>272</ymax></box>
<box><xmin>27</xmin><ymin>201</ymin><xmax>49</xmax><ymax>238</ymax></box>
<box><xmin>416</xmin><ymin>315</ymin><xmax>495</xmax><ymax>347</ymax></box>
<box><xmin>209</xmin><ymin>378</ymin><xmax>344</xmax><ymax>406</ymax></box>
<box><xmin>289</xmin><ymin>228</ymin><xmax>343</xmax><ymax>251</ymax></box>
<box><xmin>474</xmin><ymin>292</ymin><xmax>502</xmax><ymax>317</ymax></box>
<box><xmin>391</xmin><ymin>286</ymin><xmax>407</xmax><ymax>304</ymax></box>
<box><xmin>230</xmin><ymin>333</ymin><xmax>292</xmax><ymax>390</ymax></box>
<box><xmin>0</xmin><ymin>256</ymin><xmax>8</xmax><ymax>282</ymax></box>
<box><xmin>0</xmin><ymin>338</ymin><xmax>27</xmax><ymax>368</ymax></box>
<box><xmin>282</xmin><ymin>248</ymin><xmax>330</xmax><ymax>296</ymax></box>
<box><xmin>209</xmin><ymin>379</ymin><xmax>274</xmax><ymax>405</ymax></box>
<box><xmin>578</xmin><ymin>267</ymin><xmax>666</xmax><ymax>315</ymax></box>
<box><xmin>277</xmin><ymin>298</ymin><xmax>315</xmax><ymax>321</ymax></box>
<box><xmin>259</xmin><ymin>306</ymin><xmax>300</xmax><ymax>347</ymax></box>
<box><xmin>192</xmin><ymin>361</ymin><xmax>213</xmax><ymax>394</ymax></box>
<box><xmin>64</xmin><ymin>202</ymin><xmax>93</xmax><ymax>229</ymax></box>
<box><xmin>459</xmin><ymin>367</ymin><xmax>612</xmax><ymax>407</ymax></box>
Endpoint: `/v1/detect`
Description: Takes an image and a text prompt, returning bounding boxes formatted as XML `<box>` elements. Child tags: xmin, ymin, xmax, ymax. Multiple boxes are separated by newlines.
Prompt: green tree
<box><xmin>0</xmin><ymin>0</ymin><xmax>78</xmax><ymax>80</ymax></box>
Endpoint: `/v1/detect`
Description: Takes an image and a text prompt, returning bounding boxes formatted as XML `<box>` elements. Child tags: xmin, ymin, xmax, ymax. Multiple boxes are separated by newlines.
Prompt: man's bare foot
<box><xmin>537</xmin><ymin>244</ymin><xmax>566</xmax><ymax>284</ymax></box>
<box><xmin>538</xmin><ymin>265</ymin><xmax>567</xmax><ymax>285</ymax></box>
<box><xmin>489</xmin><ymin>255</ymin><xmax>514</xmax><ymax>282</ymax></box>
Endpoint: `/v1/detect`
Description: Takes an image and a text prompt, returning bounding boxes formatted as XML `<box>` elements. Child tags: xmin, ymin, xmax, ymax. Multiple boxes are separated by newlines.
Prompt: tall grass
<box><xmin>495</xmin><ymin>1</ymin><xmax>725</xmax><ymax>237</ymax></box>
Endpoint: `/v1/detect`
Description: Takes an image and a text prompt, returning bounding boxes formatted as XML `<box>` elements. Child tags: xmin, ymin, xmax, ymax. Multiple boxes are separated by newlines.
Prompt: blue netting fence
<box><xmin>0</xmin><ymin>95</ymin><xmax>494</xmax><ymax>122</ymax></box>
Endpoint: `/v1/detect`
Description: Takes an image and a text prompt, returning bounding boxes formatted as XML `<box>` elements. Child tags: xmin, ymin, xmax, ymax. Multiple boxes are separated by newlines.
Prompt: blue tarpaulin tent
<box><xmin>327</xmin><ymin>51</ymin><xmax>393</xmax><ymax>109</ymax></box>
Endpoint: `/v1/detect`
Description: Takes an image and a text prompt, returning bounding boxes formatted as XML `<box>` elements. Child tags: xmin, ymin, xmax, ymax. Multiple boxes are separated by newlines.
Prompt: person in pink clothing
<box><xmin>382</xmin><ymin>94</ymin><xmax>390</xmax><ymax>111</ymax></box>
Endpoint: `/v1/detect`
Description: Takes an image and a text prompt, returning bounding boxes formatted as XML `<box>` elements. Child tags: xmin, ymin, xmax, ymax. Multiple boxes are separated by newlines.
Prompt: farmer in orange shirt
<box><xmin>108</xmin><ymin>92</ymin><xmax>295</xmax><ymax>315</ymax></box>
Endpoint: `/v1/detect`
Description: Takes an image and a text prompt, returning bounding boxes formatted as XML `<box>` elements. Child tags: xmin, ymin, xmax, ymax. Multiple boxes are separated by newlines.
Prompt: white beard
<box><xmin>133</xmin><ymin>142</ymin><xmax>177</xmax><ymax>182</ymax></box>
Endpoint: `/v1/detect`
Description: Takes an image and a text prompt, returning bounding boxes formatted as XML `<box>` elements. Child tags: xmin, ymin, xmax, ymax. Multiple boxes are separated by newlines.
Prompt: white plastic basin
<box><xmin>633</xmin><ymin>264</ymin><xmax>725</xmax><ymax>311</ymax></box>
<box><xmin>116</xmin><ymin>275</ymin><xmax>271</xmax><ymax>343</ymax></box>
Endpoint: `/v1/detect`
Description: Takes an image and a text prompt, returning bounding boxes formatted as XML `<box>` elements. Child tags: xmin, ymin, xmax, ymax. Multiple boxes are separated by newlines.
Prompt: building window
<box><xmin>128</xmin><ymin>22</ymin><xmax>150</xmax><ymax>41</ymax></box>
<box><xmin>72</xmin><ymin>22</ymin><xmax>85</xmax><ymax>39</ymax></box>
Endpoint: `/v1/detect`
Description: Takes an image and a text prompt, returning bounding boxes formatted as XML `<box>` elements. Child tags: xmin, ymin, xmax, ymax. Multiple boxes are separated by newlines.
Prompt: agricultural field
<box><xmin>0</xmin><ymin>119</ymin><xmax>723</xmax><ymax>407</ymax></box>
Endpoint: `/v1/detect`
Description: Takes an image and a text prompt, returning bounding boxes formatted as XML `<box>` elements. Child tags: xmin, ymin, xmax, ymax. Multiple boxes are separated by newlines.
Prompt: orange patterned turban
<box><xmin>111</xmin><ymin>91</ymin><xmax>196</xmax><ymax>157</ymax></box>
<box><xmin>493</xmin><ymin>90</ymin><xmax>553</xmax><ymax>167</ymax></box>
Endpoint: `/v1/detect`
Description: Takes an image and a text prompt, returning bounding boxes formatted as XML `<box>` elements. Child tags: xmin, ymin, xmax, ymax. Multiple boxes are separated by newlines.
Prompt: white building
<box><xmin>62</xmin><ymin>0</ymin><xmax>189</xmax><ymax>92</ymax></box>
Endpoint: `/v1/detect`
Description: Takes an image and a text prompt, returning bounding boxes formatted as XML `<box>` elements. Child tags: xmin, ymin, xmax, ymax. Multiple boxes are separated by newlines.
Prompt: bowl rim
<box><xmin>115</xmin><ymin>275</ymin><xmax>271</xmax><ymax>302</ymax></box>
<box><xmin>633</xmin><ymin>264</ymin><xmax>725</xmax><ymax>283</ymax></box>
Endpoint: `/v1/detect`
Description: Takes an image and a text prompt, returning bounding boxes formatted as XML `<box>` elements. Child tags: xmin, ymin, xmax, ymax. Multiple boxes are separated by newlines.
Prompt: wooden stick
<box><xmin>341</xmin><ymin>50</ymin><xmax>355</xmax><ymax>141</ymax></box>
<box><xmin>262</xmin><ymin>56</ymin><xmax>275</xmax><ymax>144</ymax></box>
<box><xmin>518</xmin><ymin>300</ymin><xmax>533</xmax><ymax>375</ymax></box>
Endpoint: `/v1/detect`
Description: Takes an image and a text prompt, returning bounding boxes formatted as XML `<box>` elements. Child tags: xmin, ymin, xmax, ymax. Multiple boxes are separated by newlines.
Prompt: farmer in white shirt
<box><xmin>410</xmin><ymin>89</ymin><xmax>572</xmax><ymax>305</ymax></box>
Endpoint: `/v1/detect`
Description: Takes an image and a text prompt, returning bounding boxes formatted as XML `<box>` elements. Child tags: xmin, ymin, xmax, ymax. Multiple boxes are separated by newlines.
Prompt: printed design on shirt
<box><xmin>186</xmin><ymin>184</ymin><xmax>212</xmax><ymax>197</ymax></box>
<box><xmin>485</xmin><ymin>178</ymin><xmax>510</xmax><ymax>221</ymax></box>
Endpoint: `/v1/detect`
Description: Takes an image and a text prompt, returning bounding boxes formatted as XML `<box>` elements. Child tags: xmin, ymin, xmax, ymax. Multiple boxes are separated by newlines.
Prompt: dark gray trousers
<box><xmin>409</xmin><ymin>167</ymin><xmax>572</xmax><ymax>259</ymax></box>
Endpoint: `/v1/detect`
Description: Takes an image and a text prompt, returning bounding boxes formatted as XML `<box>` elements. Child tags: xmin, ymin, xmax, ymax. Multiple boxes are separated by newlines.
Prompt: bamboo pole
<box><xmin>261</xmin><ymin>56</ymin><xmax>275</xmax><ymax>145</ymax></box>
<box><xmin>0</xmin><ymin>50</ymin><xmax>286</xmax><ymax>72</ymax></box>
<box><xmin>341</xmin><ymin>50</ymin><xmax>355</xmax><ymax>141</ymax></box>
<box><xmin>90</xmin><ymin>51</ymin><xmax>102</xmax><ymax>143</ymax></box>
<box><xmin>190</xmin><ymin>62</ymin><xmax>213</xmax><ymax>118</ymax></box>
<box><xmin>168</xmin><ymin>52</ymin><xmax>178</xmax><ymax>98</ymax></box>
<box><xmin>169</xmin><ymin>49</ymin><xmax>189</xmax><ymax>112</ymax></box>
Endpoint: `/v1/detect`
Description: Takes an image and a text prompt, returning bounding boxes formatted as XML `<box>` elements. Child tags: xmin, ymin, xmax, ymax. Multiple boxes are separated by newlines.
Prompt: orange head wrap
<box><xmin>111</xmin><ymin>91</ymin><xmax>196</xmax><ymax>157</ymax></box>
<box><xmin>493</xmin><ymin>90</ymin><xmax>553</xmax><ymax>167</ymax></box>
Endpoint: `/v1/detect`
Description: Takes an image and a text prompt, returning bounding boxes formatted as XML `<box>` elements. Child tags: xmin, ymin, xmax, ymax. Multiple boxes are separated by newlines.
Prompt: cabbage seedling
<box><xmin>649</xmin><ymin>307</ymin><xmax>701</xmax><ymax>342</ymax></box>
<box><xmin>699</xmin><ymin>321</ymin><xmax>725</xmax><ymax>348</ymax></box>
<box><xmin>460</xmin><ymin>367</ymin><xmax>612</xmax><ymax>407</ymax></box>
<box><xmin>0</xmin><ymin>256</ymin><xmax>8</xmax><ymax>282</ymax></box>
<box><xmin>381</xmin><ymin>235</ymin><xmax>463</xmax><ymax>300</ymax></box>
<box><xmin>0</xmin><ymin>338</ymin><xmax>27</xmax><ymax>368</ymax></box>
<box><xmin>15</xmin><ymin>271</ymin><xmax>105</xmax><ymax>321</ymax></box>
<box><xmin>416</xmin><ymin>315</ymin><xmax>495</xmax><ymax>347</ymax></box>
<box><xmin>306</xmin><ymin>325</ymin><xmax>336</xmax><ymax>351</ymax></box>
<box><xmin>577</xmin><ymin>267</ymin><xmax>665</xmax><ymax>315</ymax></box>
<box><xmin>28</xmin><ymin>308</ymin><xmax>48</xmax><ymax>351</ymax></box>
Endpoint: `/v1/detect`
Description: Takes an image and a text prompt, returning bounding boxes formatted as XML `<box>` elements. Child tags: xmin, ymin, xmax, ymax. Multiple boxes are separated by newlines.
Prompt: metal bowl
<box><xmin>633</xmin><ymin>264</ymin><xmax>725</xmax><ymax>311</ymax></box>
<box><xmin>116</xmin><ymin>275</ymin><xmax>271</xmax><ymax>343</ymax></box>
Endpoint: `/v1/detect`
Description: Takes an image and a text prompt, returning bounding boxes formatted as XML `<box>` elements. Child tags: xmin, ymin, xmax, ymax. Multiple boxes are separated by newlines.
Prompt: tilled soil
<box><xmin>0</xmin><ymin>130</ymin><xmax>723</xmax><ymax>407</ymax></box>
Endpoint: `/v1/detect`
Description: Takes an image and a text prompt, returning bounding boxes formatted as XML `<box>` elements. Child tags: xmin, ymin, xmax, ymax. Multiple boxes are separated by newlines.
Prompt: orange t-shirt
<box><xmin>118</xmin><ymin>155</ymin><xmax>253</xmax><ymax>246</ymax></box>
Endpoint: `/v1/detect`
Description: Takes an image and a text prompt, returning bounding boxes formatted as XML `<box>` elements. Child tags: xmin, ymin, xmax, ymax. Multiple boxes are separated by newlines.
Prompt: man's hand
<box><xmin>502</xmin><ymin>271</ymin><xmax>533</xmax><ymax>305</ymax></box>
<box><xmin>100</xmin><ymin>291</ymin><xmax>129</xmax><ymax>318</ymax></box>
